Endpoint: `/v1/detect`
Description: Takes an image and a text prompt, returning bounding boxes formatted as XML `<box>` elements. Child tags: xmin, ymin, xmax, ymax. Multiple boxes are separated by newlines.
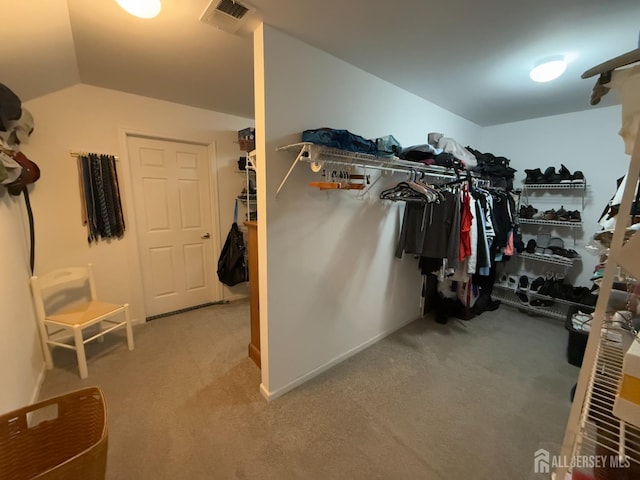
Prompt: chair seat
<box><xmin>46</xmin><ymin>300</ymin><xmax>125</xmax><ymax>326</ymax></box>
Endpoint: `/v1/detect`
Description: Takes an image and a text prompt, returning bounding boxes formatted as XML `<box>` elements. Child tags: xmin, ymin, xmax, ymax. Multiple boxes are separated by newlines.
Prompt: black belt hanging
<box><xmin>22</xmin><ymin>187</ymin><xmax>35</xmax><ymax>274</ymax></box>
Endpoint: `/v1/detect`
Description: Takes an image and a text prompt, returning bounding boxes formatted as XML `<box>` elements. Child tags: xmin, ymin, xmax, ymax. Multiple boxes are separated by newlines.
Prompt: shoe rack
<box><xmin>492</xmin><ymin>273</ymin><xmax>594</xmax><ymax>321</ymax></box>
<box><xmin>494</xmin><ymin>180</ymin><xmax>591</xmax><ymax>321</ymax></box>
<box><xmin>521</xmin><ymin>181</ymin><xmax>587</xmax><ymax>210</ymax></box>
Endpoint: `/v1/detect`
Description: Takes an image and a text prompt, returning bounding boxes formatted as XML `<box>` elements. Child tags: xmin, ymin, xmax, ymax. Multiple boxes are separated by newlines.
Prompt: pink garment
<box><xmin>504</xmin><ymin>230</ymin><xmax>514</xmax><ymax>256</ymax></box>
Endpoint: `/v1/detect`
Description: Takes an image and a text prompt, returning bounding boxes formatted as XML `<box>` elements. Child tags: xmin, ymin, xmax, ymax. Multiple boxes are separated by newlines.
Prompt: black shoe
<box><xmin>543</xmin><ymin>167</ymin><xmax>561</xmax><ymax>183</ymax></box>
<box><xmin>516</xmin><ymin>292</ymin><xmax>529</xmax><ymax>304</ymax></box>
<box><xmin>519</xmin><ymin>205</ymin><xmax>537</xmax><ymax>219</ymax></box>
<box><xmin>559</xmin><ymin>164</ymin><xmax>572</xmax><ymax>183</ymax></box>
<box><xmin>530</xmin><ymin>276</ymin><xmax>545</xmax><ymax>291</ymax></box>
<box><xmin>571</xmin><ymin>171</ymin><xmax>585</xmax><ymax>184</ymax></box>
<box><xmin>518</xmin><ymin>275</ymin><xmax>529</xmax><ymax>290</ymax></box>
<box><xmin>524</xmin><ymin>168</ymin><xmax>543</xmax><ymax>184</ymax></box>
<box><xmin>525</xmin><ymin>239</ymin><xmax>537</xmax><ymax>253</ymax></box>
<box><xmin>556</xmin><ymin>206</ymin><xmax>570</xmax><ymax>222</ymax></box>
<box><xmin>530</xmin><ymin>298</ymin><xmax>554</xmax><ymax>307</ymax></box>
<box><xmin>569</xmin><ymin>210</ymin><xmax>582</xmax><ymax>222</ymax></box>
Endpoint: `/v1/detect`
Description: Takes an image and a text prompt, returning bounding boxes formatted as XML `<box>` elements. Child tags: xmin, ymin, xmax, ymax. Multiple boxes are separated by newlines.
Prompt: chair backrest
<box><xmin>30</xmin><ymin>264</ymin><xmax>97</xmax><ymax>320</ymax></box>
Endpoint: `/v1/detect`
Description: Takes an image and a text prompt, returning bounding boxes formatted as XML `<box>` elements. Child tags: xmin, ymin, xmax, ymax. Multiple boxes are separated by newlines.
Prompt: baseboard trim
<box><xmin>146</xmin><ymin>301</ymin><xmax>229</xmax><ymax>321</ymax></box>
<box><xmin>260</xmin><ymin>316</ymin><xmax>417</xmax><ymax>401</ymax></box>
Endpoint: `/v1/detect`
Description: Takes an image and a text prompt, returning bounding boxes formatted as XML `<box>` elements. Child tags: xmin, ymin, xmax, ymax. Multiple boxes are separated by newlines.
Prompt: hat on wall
<box><xmin>0</xmin><ymin>151</ymin><xmax>23</xmax><ymax>185</ymax></box>
<box><xmin>0</xmin><ymin>83</ymin><xmax>22</xmax><ymax>131</ymax></box>
<box><xmin>0</xmin><ymin>108</ymin><xmax>34</xmax><ymax>148</ymax></box>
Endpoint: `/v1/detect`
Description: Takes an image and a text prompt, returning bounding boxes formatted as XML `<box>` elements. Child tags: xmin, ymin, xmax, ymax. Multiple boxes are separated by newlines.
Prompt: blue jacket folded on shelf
<box><xmin>302</xmin><ymin>128</ymin><xmax>379</xmax><ymax>155</ymax></box>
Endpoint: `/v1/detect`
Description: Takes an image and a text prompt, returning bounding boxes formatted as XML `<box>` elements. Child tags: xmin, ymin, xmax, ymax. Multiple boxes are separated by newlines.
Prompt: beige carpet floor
<box><xmin>38</xmin><ymin>299</ymin><xmax>578</xmax><ymax>479</ymax></box>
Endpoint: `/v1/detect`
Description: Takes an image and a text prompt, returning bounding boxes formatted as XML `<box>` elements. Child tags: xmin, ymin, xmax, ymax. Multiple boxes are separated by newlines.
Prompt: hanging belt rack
<box><xmin>275</xmin><ymin>142</ymin><xmax>458</xmax><ymax>197</ymax></box>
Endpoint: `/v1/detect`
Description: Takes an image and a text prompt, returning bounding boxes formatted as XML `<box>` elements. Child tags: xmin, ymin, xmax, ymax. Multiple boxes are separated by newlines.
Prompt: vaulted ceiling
<box><xmin>3</xmin><ymin>0</ymin><xmax>639</xmax><ymax>126</ymax></box>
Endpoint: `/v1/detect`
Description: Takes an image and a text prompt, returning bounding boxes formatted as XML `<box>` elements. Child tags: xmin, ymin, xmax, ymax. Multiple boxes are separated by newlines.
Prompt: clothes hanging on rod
<box><xmin>392</xmin><ymin>177</ymin><xmax>518</xmax><ymax>321</ymax></box>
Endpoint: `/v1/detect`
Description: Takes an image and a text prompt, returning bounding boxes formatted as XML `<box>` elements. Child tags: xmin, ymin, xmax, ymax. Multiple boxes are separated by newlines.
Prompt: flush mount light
<box><xmin>530</xmin><ymin>56</ymin><xmax>567</xmax><ymax>83</ymax></box>
<box><xmin>115</xmin><ymin>0</ymin><xmax>162</xmax><ymax>18</ymax></box>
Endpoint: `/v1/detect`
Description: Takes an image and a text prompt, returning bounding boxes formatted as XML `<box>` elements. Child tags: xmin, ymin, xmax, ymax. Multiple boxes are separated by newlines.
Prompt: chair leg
<box><xmin>43</xmin><ymin>342</ymin><xmax>54</xmax><ymax>370</ymax></box>
<box><xmin>124</xmin><ymin>304</ymin><xmax>134</xmax><ymax>351</ymax></box>
<box><xmin>73</xmin><ymin>327</ymin><xmax>89</xmax><ymax>379</ymax></box>
<box><xmin>38</xmin><ymin>324</ymin><xmax>54</xmax><ymax>369</ymax></box>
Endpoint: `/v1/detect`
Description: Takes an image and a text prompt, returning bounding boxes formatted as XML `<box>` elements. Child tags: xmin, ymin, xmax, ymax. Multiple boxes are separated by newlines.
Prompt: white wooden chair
<box><xmin>30</xmin><ymin>264</ymin><xmax>134</xmax><ymax>379</ymax></box>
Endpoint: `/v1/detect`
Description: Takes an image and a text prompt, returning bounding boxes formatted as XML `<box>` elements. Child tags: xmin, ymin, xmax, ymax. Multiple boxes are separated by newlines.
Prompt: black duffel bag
<box><xmin>217</xmin><ymin>201</ymin><xmax>247</xmax><ymax>286</ymax></box>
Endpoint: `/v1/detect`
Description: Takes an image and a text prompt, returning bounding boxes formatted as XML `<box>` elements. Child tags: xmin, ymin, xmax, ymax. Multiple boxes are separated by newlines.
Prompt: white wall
<box><xmin>481</xmin><ymin>105</ymin><xmax>628</xmax><ymax>287</ymax></box>
<box><xmin>0</xmin><ymin>194</ymin><xmax>44</xmax><ymax>414</ymax></box>
<box><xmin>23</xmin><ymin>84</ymin><xmax>254</xmax><ymax>323</ymax></box>
<box><xmin>255</xmin><ymin>24</ymin><xmax>482</xmax><ymax>398</ymax></box>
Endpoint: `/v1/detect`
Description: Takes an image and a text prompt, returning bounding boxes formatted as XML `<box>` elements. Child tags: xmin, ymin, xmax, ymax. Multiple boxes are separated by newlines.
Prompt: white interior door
<box><xmin>127</xmin><ymin>135</ymin><xmax>221</xmax><ymax>317</ymax></box>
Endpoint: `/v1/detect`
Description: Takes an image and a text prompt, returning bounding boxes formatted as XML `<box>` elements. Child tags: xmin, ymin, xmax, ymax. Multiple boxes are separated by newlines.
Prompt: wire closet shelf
<box><xmin>275</xmin><ymin>142</ymin><xmax>459</xmax><ymax>196</ymax></box>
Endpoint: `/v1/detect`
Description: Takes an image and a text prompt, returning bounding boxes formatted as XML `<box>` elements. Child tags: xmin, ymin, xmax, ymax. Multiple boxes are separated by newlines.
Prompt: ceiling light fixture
<box><xmin>530</xmin><ymin>56</ymin><xmax>567</xmax><ymax>83</ymax></box>
<box><xmin>115</xmin><ymin>0</ymin><xmax>162</xmax><ymax>19</ymax></box>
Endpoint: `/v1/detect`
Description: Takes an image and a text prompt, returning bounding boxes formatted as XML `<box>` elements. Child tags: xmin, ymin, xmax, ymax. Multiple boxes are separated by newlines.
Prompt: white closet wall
<box><xmin>0</xmin><ymin>197</ymin><xmax>43</xmax><ymax>414</ymax></box>
<box><xmin>255</xmin><ymin>24</ymin><xmax>482</xmax><ymax>398</ymax></box>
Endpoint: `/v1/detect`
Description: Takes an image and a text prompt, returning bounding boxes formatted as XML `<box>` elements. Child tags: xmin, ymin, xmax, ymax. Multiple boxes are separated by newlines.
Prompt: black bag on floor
<box><xmin>217</xmin><ymin>201</ymin><xmax>247</xmax><ymax>286</ymax></box>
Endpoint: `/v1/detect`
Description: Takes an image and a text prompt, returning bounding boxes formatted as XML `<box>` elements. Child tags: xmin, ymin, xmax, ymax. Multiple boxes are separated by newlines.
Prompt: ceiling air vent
<box><xmin>199</xmin><ymin>0</ymin><xmax>258</xmax><ymax>35</ymax></box>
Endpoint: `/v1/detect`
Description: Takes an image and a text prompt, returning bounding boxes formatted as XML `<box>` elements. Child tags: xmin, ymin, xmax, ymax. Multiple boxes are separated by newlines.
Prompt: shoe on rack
<box><xmin>543</xmin><ymin>209</ymin><xmax>558</xmax><ymax>220</ymax></box>
<box><xmin>524</xmin><ymin>168</ymin><xmax>544</xmax><ymax>184</ymax></box>
<box><xmin>518</xmin><ymin>275</ymin><xmax>529</xmax><ymax>291</ymax></box>
<box><xmin>530</xmin><ymin>276</ymin><xmax>545</xmax><ymax>292</ymax></box>
<box><xmin>563</xmin><ymin>249</ymin><xmax>580</xmax><ymax>259</ymax></box>
<box><xmin>507</xmin><ymin>275</ymin><xmax>518</xmax><ymax>290</ymax></box>
<box><xmin>556</xmin><ymin>206</ymin><xmax>570</xmax><ymax>222</ymax></box>
<box><xmin>530</xmin><ymin>298</ymin><xmax>554</xmax><ymax>307</ymax></box>
<box><xmin>559</xmin><ymin>164</ymin><xmax>573</xmax><ymax>183</ymax></box>
<box><xmin>519</xmin><ymin>205</ymin><xmax>538</xmax><ymax>219</ymax></box>
<box><xmin>569</xmin><ymin>210</ymin><xmax>582</xmax><ymax>222</ymax></box>
<box><xmin>525</xmin><ymin>239</ymin><xmax>537</xmax><ymax>253</ymax></box>
<box><xmin>516</xmin><ymin>292</ymin><xmax>529</xmax><ymax>304</ymax></box>
<box><xmin>571</xmin><ymin>171</ymin><xmax>586</xmax><ymax>184</ymax></box>
<box><xmin>543</xmin><ymin>166</ymin><xmax>561</xmax><ymax>184</ymax></box>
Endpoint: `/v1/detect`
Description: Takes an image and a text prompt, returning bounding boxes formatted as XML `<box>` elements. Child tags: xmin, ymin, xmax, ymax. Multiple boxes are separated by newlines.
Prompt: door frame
<box><xmin>118</xmin><ymin>128</ymin><xmax>224</xmax><ymax>321</ymax></box>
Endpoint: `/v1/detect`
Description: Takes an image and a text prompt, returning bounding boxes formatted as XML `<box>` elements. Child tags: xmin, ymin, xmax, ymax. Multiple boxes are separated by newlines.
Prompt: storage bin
<box><xmin>565</xmin><ymin>306</ymin><xmax>594</xmax><ymax>367</ymax></box>
<box><xmin>0</xmin><ymin>387</ymin><xmax>108</xmax><ymax>480</ymax></box>
<box><xmin>238</xmin><ymin>127</ymin><xmax>255</xmax><ymax>152</ymax></box>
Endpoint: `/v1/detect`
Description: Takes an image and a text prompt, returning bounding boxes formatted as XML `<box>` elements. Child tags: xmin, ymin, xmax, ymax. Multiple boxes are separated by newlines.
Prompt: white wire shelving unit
<box><xmin>493</xmin><ymin>282</ymin><xmax>595</xmax><ymax>321</ymax></box>
<box><xmin>521</xmin><ymin>182</ymin><xmax>587</xmax><ymax>190</ymax></box>
<box><xmin>517</xmin><ymin>251</ymin><xmax>579</xmax><ymax>267</ymax></box>
<box><xmin>521</xmin><ymin>181</ymin><xmax>588</xmax><ymax>210</ymax></box>
<box><xmin>557</xmin><ymin>88</ymin><xmax>640</xmax><ymax>477</ymax></box>
<box><xmin>275</xmin><ymin>142</ymin><xmax>459</xmax><ymax>197</ymax></box>
<box><xmin>491</xmin><ymin>285</ymin><xmax>567</xmax><ymax>320</ymax></box>
<box><xmin>566</xmin><ymin>320</ymin><xmax>640</xmax><ymax>477</ymax></box>
<box><xmin>518</xmin><ymin>218</ymin><xmax>583</xmax><ymax>228</ymax></box>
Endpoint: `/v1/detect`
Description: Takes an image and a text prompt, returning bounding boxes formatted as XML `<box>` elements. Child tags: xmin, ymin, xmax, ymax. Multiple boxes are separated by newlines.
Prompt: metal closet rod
<box><xmin>316</xmin><ymin>159</ymin><xmax>455</xmax><ymax>179</ymax></box>
<box><xmin>70</xmin><ymin>150</ymin><xmax>119</xmax><ymax>160</ymax></box>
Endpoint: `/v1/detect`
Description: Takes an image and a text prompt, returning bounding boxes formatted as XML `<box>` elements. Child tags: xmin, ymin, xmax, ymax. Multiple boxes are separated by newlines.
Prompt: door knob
<box><xmin>201</xmin><ymin>232</ymin><xmax>211</xmax><ymax>239</ymax></box>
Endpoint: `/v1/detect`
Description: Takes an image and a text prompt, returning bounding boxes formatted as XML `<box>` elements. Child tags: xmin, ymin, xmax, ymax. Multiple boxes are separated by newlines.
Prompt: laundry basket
<box><xmin>0</xmin><ymin>387</ymin><xmax>108</xmax><ymax>480</ymax></box>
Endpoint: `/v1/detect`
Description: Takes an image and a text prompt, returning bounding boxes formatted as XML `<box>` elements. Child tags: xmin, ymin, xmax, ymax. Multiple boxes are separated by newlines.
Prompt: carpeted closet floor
<box><xmin>38</xmin><ymin>298</ymin><xmax>577</xmax><ymax>479</ymax></box>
